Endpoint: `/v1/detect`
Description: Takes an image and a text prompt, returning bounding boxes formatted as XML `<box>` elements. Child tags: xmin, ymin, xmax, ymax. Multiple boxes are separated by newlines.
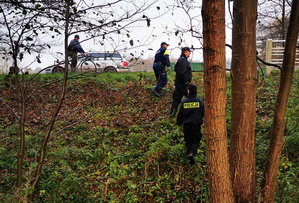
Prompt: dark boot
<box><xmin>152</xmin><ymin>89</ymin><xmax>161</xmax><ymax>97</ymax></box>
<box><xmin>188</xmin><ymin>152</ymin><xmax>195</xmax><ymax>165</ymax></box>
<box><xmin>169</xmin><ymin>109</ymin><xmax>177</xmax><ymax>118</ymax></box>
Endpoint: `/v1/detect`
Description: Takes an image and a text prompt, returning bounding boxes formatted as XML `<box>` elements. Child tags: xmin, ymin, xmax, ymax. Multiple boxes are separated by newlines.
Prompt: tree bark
<box><xmin>202</xmin><ymin>0</ymin><xmax>234</xmax><ymax>202</ymax></box>
<box><xmin>262</xmin><ymin>0</ymin><xmax>299</xmax><ymax>202</ymax></box>
<box><xmin>229</xmin><ymin>0</ymin><xmax>258</xmax><ymax>202</ymax></box>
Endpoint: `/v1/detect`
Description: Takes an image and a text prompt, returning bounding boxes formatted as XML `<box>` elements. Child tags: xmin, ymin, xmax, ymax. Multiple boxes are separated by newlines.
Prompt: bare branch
<box><xmin>0</xmin><ymin>97</ymin><xmax>20</xmax><ymax>120</ymax></box>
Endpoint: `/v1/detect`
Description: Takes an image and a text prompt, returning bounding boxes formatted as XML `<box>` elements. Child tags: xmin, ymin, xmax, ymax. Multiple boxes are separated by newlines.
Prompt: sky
<box><xmin>20</xmin><ymin>0</ymin><xmax>233</xmax><ymax>72</ymax></box>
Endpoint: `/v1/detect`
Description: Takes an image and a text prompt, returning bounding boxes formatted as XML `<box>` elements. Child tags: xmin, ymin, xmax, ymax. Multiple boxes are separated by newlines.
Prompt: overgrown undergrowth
<box><xmin>0</xmin><ymin>70</ymin><xmax>298</xmax><ymax>202</ymax></box>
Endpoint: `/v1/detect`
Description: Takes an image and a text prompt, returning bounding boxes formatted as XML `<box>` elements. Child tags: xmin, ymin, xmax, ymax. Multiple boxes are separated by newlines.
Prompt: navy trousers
<box><xmin>153</xmin><ymin>63</ymin><xmax>167</xmax><ymax>93</ymax></box>
<box><xmin>183</xmin><ymin>123</ymin><xmax>202</xmax><ymax>155</ymax></box>
<box><xmin>170</xmin><ymin>82</ymin><xmax>189</xmax><ymax>115</ymax></box>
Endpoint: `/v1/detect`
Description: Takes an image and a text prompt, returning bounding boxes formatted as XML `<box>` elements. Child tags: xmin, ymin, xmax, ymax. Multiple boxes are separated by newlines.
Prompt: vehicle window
<box><xmin>106</xmin><ymin>53</ymin><xmax>122</xmax><ymax>60</ymax></box>
<box><xmin>112</xmin><ymin>53</ymin><xmax>122</xmax><ymax>59</ymax></box>
<box><xmin>89</xmin><ymin>53</ymin><xmax>99</xmax><ymax>58</ymax></box>
<box><xmin>87</xmin><ymin>53</ymin><xmax>100</xmax><ymax>61</ymax></box>
<box><xmin>99</xmin><ymin>53</ymin><xmax>106</xmax><ymax>59</ymax></box>
<box><xmin>81</xmin><ymin>52</ymin><xmax>123</xmax><ymax>61</ymax></box>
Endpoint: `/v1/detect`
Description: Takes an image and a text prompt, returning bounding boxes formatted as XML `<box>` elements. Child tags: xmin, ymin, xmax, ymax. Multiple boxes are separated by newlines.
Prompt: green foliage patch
<box><xmin>0</xmin><ymin>70</ymin><xmax>298</xmax><ymax>202</ymax></box>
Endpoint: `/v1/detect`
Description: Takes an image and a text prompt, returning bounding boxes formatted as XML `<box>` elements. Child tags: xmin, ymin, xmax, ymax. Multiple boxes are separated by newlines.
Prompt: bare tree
<box><xmin>169</xmin><ymin>0</ymin><xmax>203</xmax><ymax>46</ymax></box>
<box><xmin>0</xmin><ymin>0</ymin><xmax>160</xmax><ymax>200</ymax></box>
<box><xmin>29</xmin><ymin>1</ymin><xmax>71</xmax><ymax>199</ymax></box>
<box><xmin>0</xmin><ymin>1</ymin><xmax>62</xmax><ymax>189</ymax></box>
<box><xmin>202</xmin><ymin>0</ymin><xmax>234</xmax><ymax>202</ymax></box>
<box><xmin>257</xmin><ymin>0</ymin><xmax>292</xmax><ymax>41</ymax></box>
<box><xmin>261</xmin><ymin>0</ymin><xmax>299</xmax><ymax>201</ymax></box>
<box><xmin>256</xmin><ymin>0</ymin><xmax>292</xmax><ymax>58</ymax></box>
<box><xmin>0</xmin><ymin>2</ymin><xmax>58</xmax><ymax>74</ymax></box>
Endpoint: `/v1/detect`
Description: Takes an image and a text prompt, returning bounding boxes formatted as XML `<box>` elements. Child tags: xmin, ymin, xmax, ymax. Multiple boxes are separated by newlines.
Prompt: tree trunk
<box><xmin>202</xmin><ymin>0</ymin><xmax>234</xmax><ymax>202</ymax></box>
<box><xmin>262</xmin><ymin>0</ymin><xmax>299</xmax><ymax>202</ymax></box>
<box><xmin>14</xmin><ymin>39</ymin><xmax>25</xmax><ymax>188</ymax></box>
<box><xmin>229</xmin><ymin>0</ymin><xmax>258</xmax><ymax>202</ymax></box>
<box><xmin>17</xmin><ymin>87</ymin><xmax>26</xmax><ymax>187</ymax></box>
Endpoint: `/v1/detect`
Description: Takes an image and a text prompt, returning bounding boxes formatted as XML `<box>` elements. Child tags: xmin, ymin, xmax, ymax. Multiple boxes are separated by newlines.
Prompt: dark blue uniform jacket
<box><xmin>177</xmin><ymin>94</ymin><xmax>204</xmax><ymax>125</ymax></box>
<box><xmin>174</xmin><ymin>54</ymin><xmax>192</xmax><ymax>84</ymax></box>
<box><xmin>154</xmin><ymin>47</ymin><xmax>170</xmax><ymax>67</ymax></box>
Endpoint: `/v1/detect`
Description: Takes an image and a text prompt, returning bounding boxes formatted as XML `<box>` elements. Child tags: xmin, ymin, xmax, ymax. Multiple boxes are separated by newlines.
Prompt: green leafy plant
<box><xmin>1</xmin><ymin>71</ymin><xmax>298</xmax><ymax>202</ymax></box>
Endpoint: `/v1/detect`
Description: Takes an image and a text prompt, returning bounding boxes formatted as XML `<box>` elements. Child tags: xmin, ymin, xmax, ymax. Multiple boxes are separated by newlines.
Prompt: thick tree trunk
<box><xmin>229</xmin><ymin>0</ymin><xmax>258</xmax><ymax>202</ymax></box>
<box><xmin>262</xmin><ymin>0</ymin><xmax>299</xmax><ymax>202</ymax></box>
<box><xmin>202</xmin><ymin>0</ymin><xmax>234</xmax><ymax>202</ymax></box>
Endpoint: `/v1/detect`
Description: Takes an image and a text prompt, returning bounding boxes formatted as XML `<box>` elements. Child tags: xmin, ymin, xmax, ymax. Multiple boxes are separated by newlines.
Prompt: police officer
<box><xmin>170</xmin><ymin>47</ymin><xmax>192</xmax><ymax>117</ymax></box>
<box><xmin>68</xmin><ymin>35</ymin><xmax>87</xmax><ymax>72</ymax></box>
<box><xmin>177</xmin><ymin>84</ymin><xmax>204</xmax><ymax>165</ymax></box>
<box><xmin>152</xmin><ymin>42</ymin><xmax>171</xmax><ymax>97</ymax></box>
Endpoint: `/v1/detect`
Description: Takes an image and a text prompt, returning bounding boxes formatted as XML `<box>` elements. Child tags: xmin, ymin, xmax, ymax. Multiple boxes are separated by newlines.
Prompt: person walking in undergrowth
<box><xmin>169</xmin><ymin>47</ymin><xmax>192</xmax><ymax>118</ymax></box>
<box><xmin>152</xmin><ymin>42</ymin><xmax>171</xmax><ymax>97</ymax></box>
<box><xmin>176</xmin><ymin>84</ymin><xmax>204</xmax><ymax>165</ymax></box>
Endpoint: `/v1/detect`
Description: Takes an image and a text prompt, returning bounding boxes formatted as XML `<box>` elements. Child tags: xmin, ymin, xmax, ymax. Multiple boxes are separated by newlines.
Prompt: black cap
<box><xmin>74</xmin><ymin>34</ymin><xmax>80</xmax><ymax>39</ymax></box>
<box><xmin>161</xmin><ymin>42</ymin><xmax>169</xmax><ymax>47</ymax></box>
<box><xmin>187</xmin><ymin>84</ymin><xmax>197</xmax><ymax>94</ymax></box>
<box><xmin>182</xmin><ymin>47</ymin><xmax>191</xmax><ymax>52</ymax></box>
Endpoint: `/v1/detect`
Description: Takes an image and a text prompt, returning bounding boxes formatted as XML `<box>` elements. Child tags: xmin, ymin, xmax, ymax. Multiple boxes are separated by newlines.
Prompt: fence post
<box><xmin>266</xmin><ymin>39</ymin><xmax>272</xmax><ymax>74</ymax></box>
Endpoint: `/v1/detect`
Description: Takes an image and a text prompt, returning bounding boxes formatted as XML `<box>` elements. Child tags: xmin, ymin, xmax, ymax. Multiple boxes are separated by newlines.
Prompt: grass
<box><xmin>0</xmin><ymin>70</ymin><xmax>298</xmax><ymax>202</ymax></box>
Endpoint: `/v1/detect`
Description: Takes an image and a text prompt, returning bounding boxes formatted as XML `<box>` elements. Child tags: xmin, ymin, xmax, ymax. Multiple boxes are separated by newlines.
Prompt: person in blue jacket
<box><xmin>177</xmin><ymin>84</ymin><xmax>204</xmax><ymax>165</ymax></box>
<box><xmin>152</xmin><ymin>42</ymin><xmax>171</xmax><ymax>97</ymax></box>
<box><xmin>68</xmin><ymin>35</ymin><xmax>87</xmax><ymax>72</ymax></box>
